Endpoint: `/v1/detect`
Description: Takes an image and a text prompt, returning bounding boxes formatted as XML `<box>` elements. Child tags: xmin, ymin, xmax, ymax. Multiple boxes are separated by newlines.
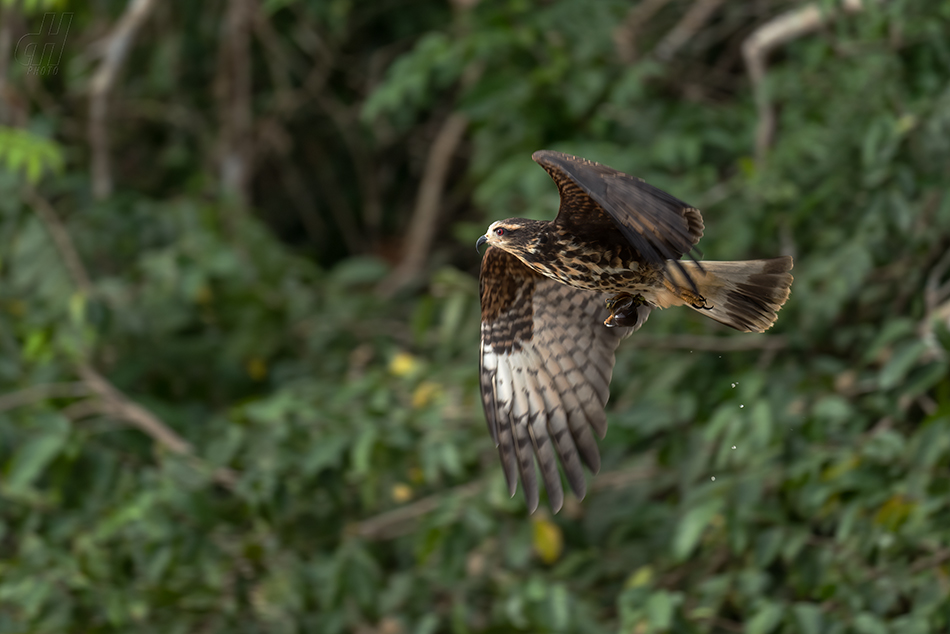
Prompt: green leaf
<box><xmin>0</xmin><ymin>127</ymin><xmax>64</xmax><ymax>184</ymax></box>
<box><xmin>854</xmin><ymin>612</ymin><xmax>889</xmax><ymax>634</ymax></box>
<box><xmin>879</xmin><ymin>340</ymin><xmax>928</xmax><ymax>389</ymax></box>
<box><xmin>303</xmin><ymin>433</ymin><xmax>348</xmax><ymax>476</ymax></box>
<box><xmin>672</xmin><ymin>497</ymin><xmax>723</xmax><ymax>561</ymax></box>
<box><xmin>4</xmin><ymin>414</ymin><xmax>70</xmax><ymax>492</ymax></box>
<box><xmin>747</xmin><ymin>602</ymin><xmax>784</xmax><ymax>634</ymax></box>
<box><xmin>792</xmin><ymin>602</ymin><xmax>824</xmax><ymax>634</ymax></box>
<box><xmin>350</xmin><ymin>426</ymin><xmax>378</xmax><ymax>476</ymax></box>
<box><xmin>549</xmin><ymin>583</ymin><xmax>570</xmax><ymax>631</ymax></box>
<box><xmin>646</xmin><ymin>590</ymin><xmax>674</xmax><ymax>630</ymax></box>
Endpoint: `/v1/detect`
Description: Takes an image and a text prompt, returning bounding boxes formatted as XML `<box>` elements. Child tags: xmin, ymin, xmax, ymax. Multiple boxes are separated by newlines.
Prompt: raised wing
<box><xmin>478</xmin><ymin>247</ymin><xmax>651</xmax><ymax>513</ymax></box>
<box><xmin>533</xmin><ymin>149</ymin><xmax>704</xmax><ymax>287</ymax></box>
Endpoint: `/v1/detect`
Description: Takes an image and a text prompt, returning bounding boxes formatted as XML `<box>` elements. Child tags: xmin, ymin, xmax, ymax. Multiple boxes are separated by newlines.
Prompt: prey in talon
<box><xmin>604</xmin><ymin>293</ymin><xmax>648</xmax><ymax>328</ymax></box>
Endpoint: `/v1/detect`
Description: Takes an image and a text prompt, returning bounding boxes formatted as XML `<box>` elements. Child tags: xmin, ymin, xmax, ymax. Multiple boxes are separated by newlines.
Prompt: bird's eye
<box><xmin>494</xmin><ymin>228</ymin><xmax>505</xmax><ymax>236</ymax></box>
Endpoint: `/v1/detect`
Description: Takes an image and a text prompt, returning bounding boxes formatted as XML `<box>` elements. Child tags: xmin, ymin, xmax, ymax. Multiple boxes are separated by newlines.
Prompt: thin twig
<box><xmin>0</xmin><ymin>382</ymin><xmax>93</xmax><ymax>414</ymax></box>
<box><xmin>653</xmin><ymin>0</ymin><xmax>727</xmax><ymax>61</ymax></box>
<box><xmin>26</xmin><ymin>186</ymin><xmax>94</xmax><ymax>293</ymax></box>
<box><xmin>613</xmin><ymin>0</ymin><xmax>675</xmax><ymax>63</ymax></box>
<box><xmin>381</xmin><ymin>111</ymin><xmax>469</xmax><ymax>293</ymax></box>
<box><xmin>353</xmin><ymin>481</ymin><xmax>483</xmax><ymax>540</ymax></box>
<box><xmin>0</xmin><ymin>2</ymin><xmax>13</xmax><ymax>125</ymax></box>
<box><xmin>25</xmin><ymin>188</ymin><xmax>237</xmax><ymax>489</ymax></box>
<box><xmin>60</xmin><ymin>398</ymin><xmax>117</xmax><ymax>422</ymax></box>
<box><xmin>908</xmin><ymin>548</ymin><xmax>950</xmax><ymax>575</ymax></box>
<box><xmin>918</xmin><ymin>244</ymin><xmax>950</xmax><ymax>360</ymax></box>
<box><xmin>924</xmin><ymin>249</ymin><xmax>950</xmax><ymax>311</ymax></box>
<box><xmin>76</xmin><ymin>362</ymin><xmax>238</xmax><ymax>488</ymax></box>
<box><xmin>355</xmin><ymin>461</ymin><xmax>661</xmax><ymax>541</ymax></box>
<box><xmin>590</xmin><ymin>462</ymin><xmax>659</xmax><ymax>491</ymax></box>
<box><xmin>216</xmin><ymin>0</ymin><xmax>254</xmax><ymax>204</ymax></box>
<box><xmin>628</xmin><ymin>334</ymin><xmax>788</xmax><ymax>352</ymax></box>
<box><xmin>78</xmin><ymin>362</ymin><xmax>193</xmax><ymax>455</ymax></box>
<box><xmin>89</xmin><ymin>0</ymin><xmax>159</xmax><ymax>199</ymax></box>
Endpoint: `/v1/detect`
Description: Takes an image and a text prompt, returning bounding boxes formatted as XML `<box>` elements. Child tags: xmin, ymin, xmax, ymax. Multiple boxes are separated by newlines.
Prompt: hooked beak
<box><xmin>475</xmin><ymin>234</ymin><xmax>488</xmax><ymax>254</ymax></box>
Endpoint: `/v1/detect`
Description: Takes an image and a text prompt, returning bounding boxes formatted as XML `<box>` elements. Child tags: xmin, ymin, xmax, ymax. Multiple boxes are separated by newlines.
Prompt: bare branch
<box><xmin>26</xmin><ymin>187</ymin><xmax>94</xmax><ymax>293</ymax></box>
<box><xmin>355</xmin><ymin>460</ymin><xmax>659</xmax><ymax>541</ymax></box>
<box><xmin>381</xmin><ymin>111</ymin><xmax>469</xmax><ymax>293</ymax></box>
<box><xmin>0</xmin><ymin>382</ymin><xmax>93</xmax><ymax>414</ymax></box>
<box><xmin>589</xmin><ymin>461</ymin><xmax>659</xmax><ymax>491</ymax></box>
<box><xmin>614</xmin><ymin>0</ymin><xmax>675</xmax><ymax>63</ymax></box>
<box><xmin>353</xmin><ymin>481</ymin><xmax>482</xmax><ymax>541</ymax></box>
<box><xmin>653</xmin><ymin>0</ymin><xmax>727</xmax><ymax>62</ymax></box>
<box><xmin>76</xmin><ymin>362</ymin><xmax>238</xmax><ymax>488</ymax></box>
<box><xmin>60</xmin><ymin>397</ymin><xmax>117</xmax><ymax>421</ymax></box>
<box><xmin>23</xmin><ymin>183</ymin><xmax>237</xmax><ymax>489</ymax></box>
<box><xmin>301</xmin><ymin>90</ymin><xmax>369</xmax><ymax>254</ymax></box>
<box><xmin>925</xmin><ymin>249</ymin><xmax>950</xmax><ymax>311</ymax></box>
<box><xmin>919</xmin><ymin>247</ymin><xmax>950</xmax><ymax>360</ymax></box>
<box><xmin>909</xmin><ymin>548</ymin><xmax>950</xmax><ymax>575</ymax></box>
<box><xmin>78</xmin><ymin>362</ymin><xmax>193</xmax><ymax>455</ymax></box>
<box><xmin>216</xmin><ymin>0</ymin><xmax>255</xmax><ymax>205</ymax></box>
<box><xmin>0</xmin><ymin>3</ymin><xmax>13</xmax><ymax>125</ymax></box>
<box><xmin>742</xmin><ymin>0</ymin><xmax>878</xmax><ymax>164</ymax></box>
<box><xmin>89</xmin><ymin>0</ymin><xmax>159</xmax><ymax>199</ymax></box>
<box><xmin>628</xmin><ymin>333</ymin><xmax>788</xmax><ymax>352</ymax></box>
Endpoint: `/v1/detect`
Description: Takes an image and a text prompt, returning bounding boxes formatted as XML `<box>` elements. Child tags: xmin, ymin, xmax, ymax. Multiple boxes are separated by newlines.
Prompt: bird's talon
<box><xmin>604</xmin><ymin>293</ymin><xmax>646</xmax><ymax>327</ymax></box>
<box><xmin>605</xmin><ymin>293</ymin><xmax>631</xmax><ymax>312</ymax></box>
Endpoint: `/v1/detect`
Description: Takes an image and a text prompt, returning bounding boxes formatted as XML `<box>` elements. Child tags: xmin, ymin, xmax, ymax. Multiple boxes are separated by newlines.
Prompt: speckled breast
<box><xmin>522</xmin><ymin>248</ymin><xmax>663</xmax><ymax>295</ymax></box>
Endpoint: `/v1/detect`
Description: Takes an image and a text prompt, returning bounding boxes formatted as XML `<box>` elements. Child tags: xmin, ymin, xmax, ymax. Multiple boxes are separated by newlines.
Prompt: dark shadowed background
<box><xmin>1</xmin><ymin>1</ymin><xmax>950</xmax><ymax>632</ymax></box>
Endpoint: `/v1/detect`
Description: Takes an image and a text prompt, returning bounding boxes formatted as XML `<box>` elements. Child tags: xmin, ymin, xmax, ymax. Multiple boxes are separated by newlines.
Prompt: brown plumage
<box><xmin>478</xmin><ymin>150</ymin><xmax>793</xmax><ymax>512</ymax></box>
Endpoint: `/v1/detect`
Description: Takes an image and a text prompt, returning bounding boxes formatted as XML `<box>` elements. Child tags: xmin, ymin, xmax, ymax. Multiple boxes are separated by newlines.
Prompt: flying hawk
<box><xmin>477</xmin><ymin>150</ymin><xmax>793</xmax><ymax>512</ymax></box>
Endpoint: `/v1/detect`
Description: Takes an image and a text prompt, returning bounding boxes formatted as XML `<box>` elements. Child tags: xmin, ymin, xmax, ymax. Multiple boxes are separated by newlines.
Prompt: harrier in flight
<box><xmin>476</xmin><ymin>150</ymin><xmax>793</xmax><ymax>512</ymax></box>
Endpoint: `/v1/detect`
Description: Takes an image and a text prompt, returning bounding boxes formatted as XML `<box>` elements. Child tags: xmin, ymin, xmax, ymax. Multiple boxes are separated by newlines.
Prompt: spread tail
<box><xmin>658</xmin><ymin>257</ymin><xmax>793</xmax><ymax>333</ymax></box>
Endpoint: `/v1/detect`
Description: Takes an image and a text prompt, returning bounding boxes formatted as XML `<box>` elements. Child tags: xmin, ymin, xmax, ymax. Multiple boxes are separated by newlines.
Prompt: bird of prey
<box><xmin>476</xmin><ymin>150</ymin><xmax>793</xmax><ymax>513</ymax></box>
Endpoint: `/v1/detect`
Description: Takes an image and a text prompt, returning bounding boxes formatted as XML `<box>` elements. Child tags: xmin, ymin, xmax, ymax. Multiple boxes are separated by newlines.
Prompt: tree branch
<box><xmin>77</xmin><ymin>362</ymin><xmax>238</xmax><ymax>488</ymax></box>
<box><xmin>353</xmin><ymin>481</ymin><xmax>483</xmax><ymax>541</ymax></box>
<box><xmin>26</xmin><ymin>187</ymin><xmax>93</xmax><ymax>293</ymax></box>
<box><xmin>77</xmin><ymin>362</ymin><xmax>193</xmax><ymax>455</ymax></box>
<box><xmin>589</xmin><ymin>461</ymin><xmax>659</xmax><ymax>491</ymax></box>
<box><xmin>742</xmin><ymin>0</ymin><xmax>877</xmax><ymax>164</ymax></box>
<box><xmin>653</xmin><ymin>0</ymin><xmax>727</xmax><ymax>62</ymax></box>
<box><xmin>381</xmin><ymin>111</ymin><xmax>469</xmax><ymax>293</ymax></box>
<box><xmin>216</xmin><ymin>0</ymin><xmax>255</xmax><ymax>205</ymax></box>
<box><xmin>628</xmin><ymin>333</ymin><xmax>788</xmax><ymax>352</ymax></box>
<box><xmin>24</xmin><ymin>189</ymin><xmax>237</xmax><ymax>490</ymax></box>
<box><xmin>354</xmin><ymin>461</ymin><xmax>660</xmax><ymax>541</ymax></box>
<box><xmin>920</xmin><ymin>247</ymin><xmax>950</xmax><ymax>360</ymax></box>
<box><xmin>0</xmin><ymin>3</ymin><xmax>13</xmax><ymax>125</ymax></box>
<box><xmin>89</xmin><ymin>0</ymin><xmax>159</xmax><ymax>199</ymax></box>
<box><xmin>613</xmin><ymin>0</ymin><xmax>675</xmax><ymax>63</ymax></box>
<box><xmin>0</xmin><ymin>382</ymin><xmax>93</xmax><ymax>414</ymax></box>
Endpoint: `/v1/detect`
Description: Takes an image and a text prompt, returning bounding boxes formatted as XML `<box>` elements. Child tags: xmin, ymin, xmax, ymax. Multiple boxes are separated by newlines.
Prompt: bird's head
<box><xmin>476</xmin><ymin>219</ymin><xmax>542</xmax><ymax>255</ymax></box>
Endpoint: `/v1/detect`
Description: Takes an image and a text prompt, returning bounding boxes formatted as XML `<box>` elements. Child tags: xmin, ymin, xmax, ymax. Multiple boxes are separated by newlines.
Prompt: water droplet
<box><xmin>710</xmin><ymin>476</ymin><xmax>716</xmax><ymax>481</ymax></box>
<box><xmin>731</xmin><ymin>445</ymin><xmax>736</xmax><ymax>450</ymax></box>
<box><xmin>739</xmin><ymin>404</ymin><xmax>744</xmax><ymax>408</ymax></box>
<box><xmin>731</xmin><ymin>382</ymin><xmax>737</xmax><ymax>388</ymax></box>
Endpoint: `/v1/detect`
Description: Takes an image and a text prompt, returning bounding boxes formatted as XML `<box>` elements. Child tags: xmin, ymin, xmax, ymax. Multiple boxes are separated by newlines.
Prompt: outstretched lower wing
<box><xmin>478</xmin><ymin>247</ymin><xmax>651</xmax><ymax>513</ymax></box>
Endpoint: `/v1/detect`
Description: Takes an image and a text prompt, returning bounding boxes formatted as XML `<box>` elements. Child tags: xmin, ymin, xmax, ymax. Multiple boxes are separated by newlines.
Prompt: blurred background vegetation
<box><xmin>2</xmin><ymin>0</ymin><xmax>950</xmax><ymax>632</ymax></box>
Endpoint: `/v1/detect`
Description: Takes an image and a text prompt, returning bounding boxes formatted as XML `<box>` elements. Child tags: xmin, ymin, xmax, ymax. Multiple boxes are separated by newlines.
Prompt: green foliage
<box><xmin>0</xmin><ymin>128</ymin><xmax>63</xmax><ymax>185</ymax></box>
<box><xmin>2</xmin><ymin>1</ymin><xmax>950</xmax><ymax>633</ymax></box>
<box><xmin>1</xmin><ymin>0</ymin><xmax>67</xmax><ymax>13</ymax></box>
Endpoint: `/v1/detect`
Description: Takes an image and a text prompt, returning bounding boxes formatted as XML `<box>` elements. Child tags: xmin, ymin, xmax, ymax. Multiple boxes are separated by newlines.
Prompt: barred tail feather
<box><xmin>660</xmin><ymin>257</ymin><xmax>793</xmax><ymax>333</ymax></box>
